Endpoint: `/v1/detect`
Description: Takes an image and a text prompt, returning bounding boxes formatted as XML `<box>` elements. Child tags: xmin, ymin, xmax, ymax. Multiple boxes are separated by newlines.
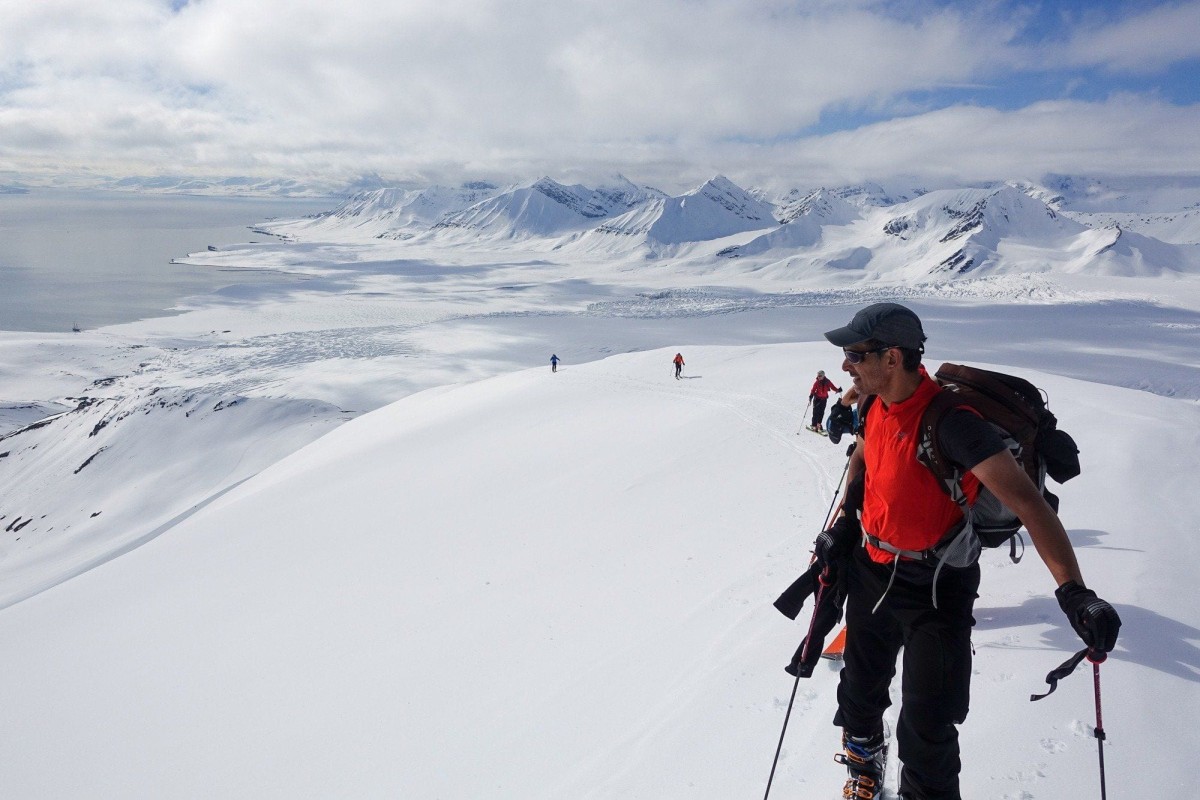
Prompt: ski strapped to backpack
<box><xmin>858</xmin><ymin>363</ymin><xmax>1082</xmax><ymax>582</ymax></box>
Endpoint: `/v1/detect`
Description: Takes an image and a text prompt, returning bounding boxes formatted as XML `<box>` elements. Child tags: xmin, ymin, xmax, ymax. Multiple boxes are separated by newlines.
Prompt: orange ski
<box><xmin>821</xmin><ymin>625</ymin><xmax>847</xmax><ymax>660</ymax></box>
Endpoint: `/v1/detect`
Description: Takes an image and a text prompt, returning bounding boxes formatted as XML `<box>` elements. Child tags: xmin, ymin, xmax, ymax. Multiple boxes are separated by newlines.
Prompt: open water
<box><xmin>0</xmin><ymin>190</ymin><xmax>332</xmax><ymax>332</ymax></box>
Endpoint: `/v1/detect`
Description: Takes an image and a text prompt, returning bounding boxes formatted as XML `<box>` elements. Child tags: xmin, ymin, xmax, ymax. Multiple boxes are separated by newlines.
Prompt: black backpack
<box><xmin>860</xmin><ymin>363</ymin><xmax>1081</xmax><ymax>566</ymax></box>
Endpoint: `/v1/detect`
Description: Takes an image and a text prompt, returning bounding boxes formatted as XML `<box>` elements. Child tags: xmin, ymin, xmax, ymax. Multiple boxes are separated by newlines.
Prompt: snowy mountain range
<box><xmin>266</xmin><ymin>174</ymin><xmax>1200</xmax><ymax>279</ymax></box>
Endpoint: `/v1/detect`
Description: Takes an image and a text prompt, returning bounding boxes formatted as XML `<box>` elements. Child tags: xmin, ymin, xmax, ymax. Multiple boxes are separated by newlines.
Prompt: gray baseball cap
<box><xmin>823</xmin><ymin>303</ymin><xmax>927</xmax><ymax>350</ymax></box>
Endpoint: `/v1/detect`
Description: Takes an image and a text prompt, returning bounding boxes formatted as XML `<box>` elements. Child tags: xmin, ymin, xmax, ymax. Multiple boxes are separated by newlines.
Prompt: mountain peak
<box><xmin>778</xmin><ymin>188</ymin><xmax>860</xmax><ymax>226</ymax></box>
<box><xmin>694</xmin><ymin>175</ymin><xmax>741</xmax><ymax>194</ymax></box>
<box><xmin>643</xmin><ymin>176</ymin><xmax>776</xmax><ymax>245</ymax></box>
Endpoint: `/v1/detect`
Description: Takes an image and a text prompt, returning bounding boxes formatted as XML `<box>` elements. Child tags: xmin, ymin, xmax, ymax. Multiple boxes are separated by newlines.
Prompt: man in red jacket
<box><xmin>813</xmin><ymin>302</ymin><xmax>1120</xmax><ymax>800</ymax></box>
<box><xmin>808</xmin><ymin>369</ymin><xmax>842</xmax><ymax>433</ymax></box>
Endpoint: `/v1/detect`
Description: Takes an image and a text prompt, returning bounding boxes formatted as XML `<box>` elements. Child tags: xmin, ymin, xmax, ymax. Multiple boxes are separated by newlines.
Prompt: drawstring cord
<box><xmin>870</xmin><ymin>554</ymin><xmax>900</xmax><ymax>615</ymax></box>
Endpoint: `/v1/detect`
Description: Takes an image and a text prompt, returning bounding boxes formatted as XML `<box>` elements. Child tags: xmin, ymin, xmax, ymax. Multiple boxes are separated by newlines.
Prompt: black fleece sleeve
<box><xmin>937</xmin><ymin>408</ymin><xmax>1008</xmax><ymax>472</ymax></box>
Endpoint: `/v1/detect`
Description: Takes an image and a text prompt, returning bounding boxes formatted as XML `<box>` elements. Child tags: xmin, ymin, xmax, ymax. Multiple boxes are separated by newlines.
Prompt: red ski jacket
<box><xmin>809</xmin><ymin>376</ymin><xmax>840</xmax><ymax>400</ymax></box>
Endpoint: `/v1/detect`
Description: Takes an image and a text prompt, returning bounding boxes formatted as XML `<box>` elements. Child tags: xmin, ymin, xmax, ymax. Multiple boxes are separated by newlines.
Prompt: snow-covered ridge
<box><xmin>261</xmin><ymin>182</ymin><xmax>507</xmax><ymax>241</ymax></box>
<box><xmin>426</xmin><ymin>176</ymin><xmax>666</xmax><ymax>241</ymax></box>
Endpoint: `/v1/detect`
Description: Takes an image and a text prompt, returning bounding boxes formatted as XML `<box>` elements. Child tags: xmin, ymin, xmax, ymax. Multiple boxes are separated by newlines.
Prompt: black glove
<box><xmin>813</xmin><ymin>515</ymin><xmax>858</xmax><ymax>570</ymax></box>
<box><xmin>1056</xmin><ymin>580</ymin><xmax>1121</xmax><ymax>654</ymax></box>
<box><xmin>828</xmin><ymin>402</ymin><xmax>853</xmax><ymax>426</ymax></box>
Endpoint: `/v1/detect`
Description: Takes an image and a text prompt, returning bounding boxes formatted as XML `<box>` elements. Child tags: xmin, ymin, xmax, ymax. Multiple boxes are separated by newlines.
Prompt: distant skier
<box><xmin>807</xmin><ymin>370</ymin><xmax>842</xmax><ymax>433</ymax></box>
<box><xmin>550</xmin><ymin>354</ymin><xmax>559</xmax><ymax>373</ymax></box>
<box><xmin>673</xmin><ymin>352</ymin><xmax>685</xmax><ymax>379</ymax></box>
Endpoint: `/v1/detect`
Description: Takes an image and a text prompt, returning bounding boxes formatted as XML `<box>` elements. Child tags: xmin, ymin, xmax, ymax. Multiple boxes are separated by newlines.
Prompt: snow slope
<box><xmin>720</xmin><ymin>188</ymin><xmax>862</xmax><ymax>257</ymax></box>
<box><xmin>0</xmin><ymin>340</ymin><xmax>1197</xmax><ymax>798</ymax></box>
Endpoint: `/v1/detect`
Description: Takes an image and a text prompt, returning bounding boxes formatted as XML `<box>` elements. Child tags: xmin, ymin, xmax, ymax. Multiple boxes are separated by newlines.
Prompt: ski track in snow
<box><xmin>570</xmin><ymin>363</ymin><xmax>831</xmax><ymax>478</ymax></box>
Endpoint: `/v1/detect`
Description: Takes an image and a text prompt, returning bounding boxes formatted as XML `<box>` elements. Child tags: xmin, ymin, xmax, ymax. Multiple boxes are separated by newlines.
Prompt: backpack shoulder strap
<box><xmin>857</xmin><ymin>394</ymin><xmax>877</xmax><ymax>437</ymax></box>
<box><xmin>917</xmin><ymin>388</ymin><xmax>964</xmax><ymax>486</ymax></box>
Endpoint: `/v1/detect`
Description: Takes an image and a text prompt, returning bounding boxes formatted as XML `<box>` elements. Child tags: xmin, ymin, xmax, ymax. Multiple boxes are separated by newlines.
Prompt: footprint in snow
<box><xmin>1009</xmin><ymin>764</ymin><xmax>1048</xmax><ymax>782</ymax></box>
<box><xmin>1039</xmin><ymin>737</ymin><xmax>1067</xmax><ymax>754</ymax></box>
<box><xmin>1068</xmin><ymin>719</ymin><xmax>1094</xmax><ymax>738</ymax></box>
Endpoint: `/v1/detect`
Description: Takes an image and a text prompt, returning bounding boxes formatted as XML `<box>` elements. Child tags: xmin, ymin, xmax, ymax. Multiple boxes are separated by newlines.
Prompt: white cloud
<box><xmin>1061</xmin><ymin>1</ymin><xmax>1200</xmax><ymax>74</ymax></box>
<box><xmin>729</xmin><ymin>96</ymin><xmax>1200</xmax><ymax>191</ymax></box>
<box><xmin>0</xmin><ymin>0</ymin><xmax>1196</xmax><ymax>190</ymax></box>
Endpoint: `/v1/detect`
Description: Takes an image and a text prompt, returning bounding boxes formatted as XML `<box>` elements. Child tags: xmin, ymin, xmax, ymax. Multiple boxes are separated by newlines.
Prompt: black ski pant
<box><xmin>811</xmin><ymin>396</ymin><xmax>828</xmax><ymax>428</ymax></box>
<box><xmin>833</xmin><ymin>548</ymin><xmax>979</xmax><ymax>800</ymax></box>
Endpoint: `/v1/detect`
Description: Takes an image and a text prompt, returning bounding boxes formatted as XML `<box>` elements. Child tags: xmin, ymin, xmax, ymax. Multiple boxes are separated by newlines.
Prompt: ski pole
<box><xmin>799</xmin><ymin>398</ymin><xmax>812</xmax><ymax>432</ymax></box>
<box><xmin>764</xmin><ymin>448</ymin><xmax>854</xmax><ymax>797</ymax></box>
<box><xmin>1088</xmin><ymin>651</ymin><xmax>1108</xmax><ymax>800</ymax></box>
<box><xmin>763</xmin><ymin>569</ymin><xmax>832</xmax><ymax>800</ymax></box>
<box><xmin>1031</xmin><ymin>648</ymin><xmax>1110</xmax><ymax>797</ymax></box>
<box><xmin>807</xmin><ymin>446</ymin><xmax>857</xmax><ymax>559</ymax></box>
<box><xmin>820</xmin><ymin>448</ymin><xmax>854</xmax><ymax>531</ymax></box>
<box><xmin>763</xmin><ymin>668</ymin><xmax>801</xmax><ymax>800</ymax></box>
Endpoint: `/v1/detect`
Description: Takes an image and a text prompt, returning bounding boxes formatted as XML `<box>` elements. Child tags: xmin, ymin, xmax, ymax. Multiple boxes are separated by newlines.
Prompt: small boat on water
<box><xmin>72</xmin><ymin>322</ymin><xmax>81</xmax><ymax>333</ymax></box>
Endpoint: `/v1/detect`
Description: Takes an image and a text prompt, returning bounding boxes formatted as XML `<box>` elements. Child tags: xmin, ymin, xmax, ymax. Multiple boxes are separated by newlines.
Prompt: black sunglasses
<box><xmin>842</xmin><ymin>345</ymin><xmax>893</xmax><ymax>364</ymax></box>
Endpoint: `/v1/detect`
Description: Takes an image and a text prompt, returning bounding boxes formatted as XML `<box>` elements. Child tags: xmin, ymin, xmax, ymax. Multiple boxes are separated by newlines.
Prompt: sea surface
<box><xmin>0</xmin><ymin>190</ymin><xmax>333</xmax><ymax>333</ymax></box>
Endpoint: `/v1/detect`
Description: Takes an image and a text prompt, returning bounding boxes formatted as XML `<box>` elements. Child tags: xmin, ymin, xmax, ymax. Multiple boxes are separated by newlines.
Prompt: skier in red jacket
<box><xmin>808</xmin><ymin>369</ymin><xmax>842</xmax><ymax>433</ymax></box>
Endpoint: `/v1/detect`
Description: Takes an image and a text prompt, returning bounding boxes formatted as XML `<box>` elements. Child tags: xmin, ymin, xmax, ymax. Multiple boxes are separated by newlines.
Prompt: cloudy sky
<box><xmin>2</xmin><ymin>0</ymin><xmax>1199</xmax><ymax>192</ymax></box>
